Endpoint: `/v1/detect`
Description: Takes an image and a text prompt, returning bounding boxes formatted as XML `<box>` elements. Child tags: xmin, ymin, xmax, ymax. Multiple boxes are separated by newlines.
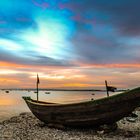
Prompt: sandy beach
<box><xmin>0</xmin><ymin>108</ymin><xmax>140</xmax><ymax>140</ymax></box>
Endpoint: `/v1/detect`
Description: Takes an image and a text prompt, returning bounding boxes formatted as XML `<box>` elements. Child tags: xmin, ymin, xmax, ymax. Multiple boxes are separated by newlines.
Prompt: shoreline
<box><xmin>0</xmin><ymin>109</ymin><xmax>140</xmax><ymax>140</ymax></box>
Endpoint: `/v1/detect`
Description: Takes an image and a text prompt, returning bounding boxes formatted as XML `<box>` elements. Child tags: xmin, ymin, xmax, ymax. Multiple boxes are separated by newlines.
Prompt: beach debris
<box><xmin>126</xmin><ymin>117</ymin><xmax>137</xmax><ymax>122</ymax></box>
<box><xmin>98</xmin><ymin>123</ymin><xmax>118</xmax><ymax>133</ymax></box>
<box><xmin>126</xmin><ymin>112</ymin><xmax>138</xmax><ymax>122</ymax></box>
<box><xmin>129</xmin><ymin>113</ymin><xmax>138</xmax><ymax>118</ymax></box>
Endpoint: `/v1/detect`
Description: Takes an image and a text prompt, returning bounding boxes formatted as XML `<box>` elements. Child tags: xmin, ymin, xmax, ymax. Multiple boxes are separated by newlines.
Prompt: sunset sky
<box><xmin>0</xmin><ymin>0</ymin><xmax>140</xmax><ymax>89</ymax></box>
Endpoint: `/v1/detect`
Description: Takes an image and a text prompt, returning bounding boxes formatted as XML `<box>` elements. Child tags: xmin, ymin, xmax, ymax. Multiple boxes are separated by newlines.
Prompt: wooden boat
<box><xmin>5</xmin><ymin>90</ymin><xmax>9</xmax><ymax>93</ymax></box>
<box><xmin>45</xmin><ymin>91</ymin><xmax>51</xmax><ymax>94</ymax></box>
<box><xmin>23</xmin><ymin>87</ymin><xmax>140</xmax><ymax>127</ymax></box>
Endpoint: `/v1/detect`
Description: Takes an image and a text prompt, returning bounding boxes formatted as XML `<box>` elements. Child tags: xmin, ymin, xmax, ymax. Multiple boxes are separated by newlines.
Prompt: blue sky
<box><xmin>0</xmin><ymin>0</ymin><xmax>140</xmax><ymax>89</ymax></box>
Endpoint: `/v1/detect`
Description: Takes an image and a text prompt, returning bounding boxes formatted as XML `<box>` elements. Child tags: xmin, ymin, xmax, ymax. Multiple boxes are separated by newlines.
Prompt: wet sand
<box><xmin>0</xmin><ymin>108</ymin><xmax>140</xmax><ymax>140</ymax></box>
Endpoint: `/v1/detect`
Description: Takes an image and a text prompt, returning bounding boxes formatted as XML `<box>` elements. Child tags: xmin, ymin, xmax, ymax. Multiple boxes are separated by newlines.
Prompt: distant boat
<box><xmin>23</xmin><ymin>87</ymin><xmax>140</xmax><ymax>127</ymax></box>
<box><xmin>34</xmin><ymin>91</ymin><xmax>37</xmax><ymax>93</ymax></box>
<box><xmin>91</xmin><ymin>93</ymin><xmax>95</xmax><ymax>95</ymax></box>
<box><xmin>5</xmin><ymin>90</ymin><xmax>9</xmax><ymax>93</ymax></box>
<box><xmin>45</xmin><ymin>92</ymin><xmax>50</xmax><ymax>94</ymax></box>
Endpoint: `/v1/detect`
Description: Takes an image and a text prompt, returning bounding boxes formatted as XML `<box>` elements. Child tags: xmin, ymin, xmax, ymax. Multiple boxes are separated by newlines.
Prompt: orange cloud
<box><xmin>0</xmin><ymin>61</ymin><xmax>27</xmax><ymax>68</ymax></box>
<box><xmin>78</xmin><ymin>63</ymin><xmax>140</xmax><ymax>68</ymax></box>
<box><xmin>1</xmin><ymin>60</ymin><xmax>140</xmax><ymax>69</ymax></box>
<box><xmin>63</xmin><ymin>83</ymin><xmax>105</xmax><ymax>88</ymax></box>
<box><xmin>0</xmin><ymin>78</ymin><xmax>20</xmax><ymax>83</ymax></box>
<box><xmin>0</xmin><ymin>60</ymin><xmax>140</xmax><ymax>89</ymax></box>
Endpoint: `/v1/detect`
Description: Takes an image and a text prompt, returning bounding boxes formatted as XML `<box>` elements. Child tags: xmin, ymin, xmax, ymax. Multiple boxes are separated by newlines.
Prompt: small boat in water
<box><xmin>5</xmin><ymin>90</ymin><xmax>9</xmax><ymax>93</ymax></box>
<box><xmin>23</xmin><ymin>87</ymin><xmax>140</xmax><ymax>127</ymax></box>
<box><xmin>45</xmin><ymin>91</ymin><xmax>50</xmax><ymax>94</ymax></box>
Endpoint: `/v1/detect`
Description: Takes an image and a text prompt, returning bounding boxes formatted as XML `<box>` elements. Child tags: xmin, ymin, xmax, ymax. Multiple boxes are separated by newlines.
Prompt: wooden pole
<box><xmin>36</xmin><ymin>74</ymin><xmax>39</xmax><ymax>102</ymax></box>
<box><xmin>37</xmin><ymin>81</ymin><xmax>39</xmax><ymax>102</ymax></box>
<box><xmin>105</xmin><ymin>80</ymin><xmax>109</xmax><ymax>97</ymax></box>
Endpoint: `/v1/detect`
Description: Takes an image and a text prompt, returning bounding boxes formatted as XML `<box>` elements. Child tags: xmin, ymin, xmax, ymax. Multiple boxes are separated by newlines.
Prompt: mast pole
<box><xmin>105</xmin><ymin>80</ymin><xmax>109</xmax><ymax>97</ymax></box>
<box><xmin>36</xmin><ymin>73</ymin><xmax>40</xmax><ymax>102</ymax></box>
<box><xmin>37</xmin><ymin>80</ymin><xmax>39</xmax><ymax>102</ymax></box>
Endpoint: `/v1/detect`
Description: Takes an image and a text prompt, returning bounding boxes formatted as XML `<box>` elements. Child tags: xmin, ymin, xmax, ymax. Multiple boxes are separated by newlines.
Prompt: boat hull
<box><xmin>23</xmin><ymin>87</ymin><xmax>140</xmax><ymax>127</ymax></box>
